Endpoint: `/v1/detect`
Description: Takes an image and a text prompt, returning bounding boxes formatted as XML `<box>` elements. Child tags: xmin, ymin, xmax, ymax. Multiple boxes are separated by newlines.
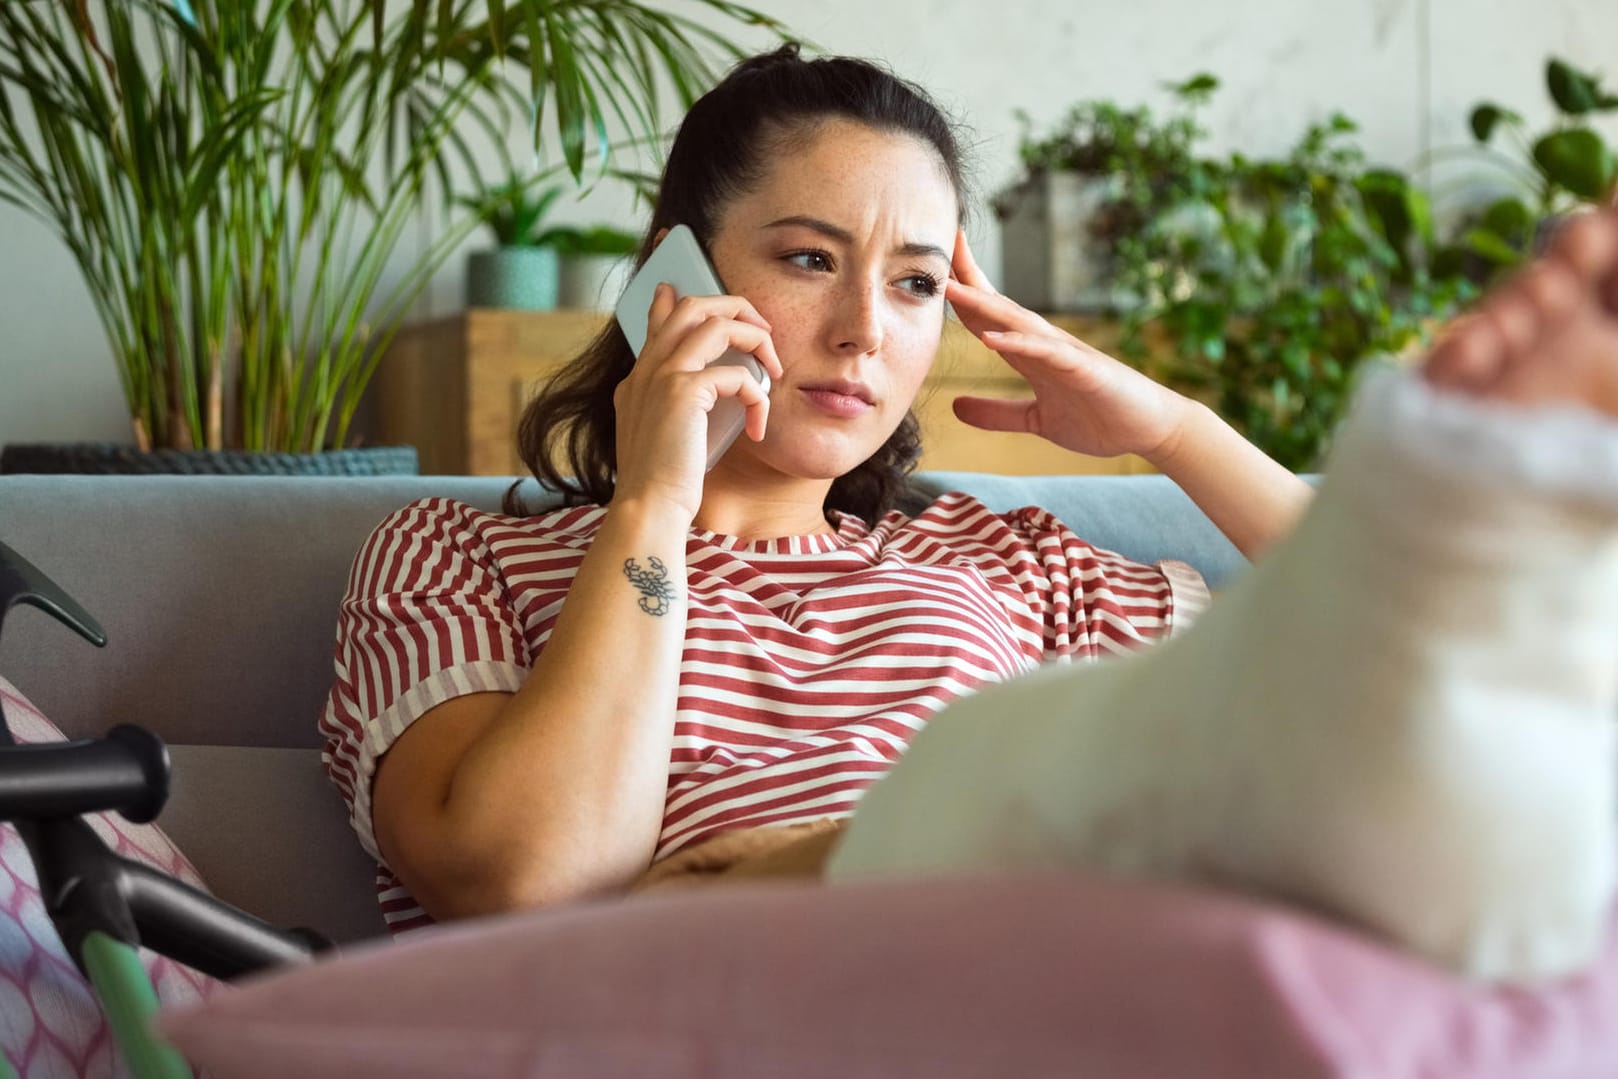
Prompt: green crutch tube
<box><xmin>81</xmin><ymin>930</ymin><xmax>192</xmax><ymax>1079</ymax></box>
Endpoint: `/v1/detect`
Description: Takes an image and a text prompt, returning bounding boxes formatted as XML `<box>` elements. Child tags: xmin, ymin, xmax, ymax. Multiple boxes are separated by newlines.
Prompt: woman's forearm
<box><xmin>1147</xmin><ymin>399</ymin><xmax>1315</xmax><ymax>561</ymax></box>
<box><xmin>440</xmin><ymin>496</ymin><xmax>692</xmax><ymax>908</ymax></box>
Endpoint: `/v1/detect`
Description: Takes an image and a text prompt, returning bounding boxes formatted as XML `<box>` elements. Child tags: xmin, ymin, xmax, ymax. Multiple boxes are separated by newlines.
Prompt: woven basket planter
<box><xmin>0</xmin><ymin>443</ymin><xmax>419</xmax><ymax>476</ymax></box>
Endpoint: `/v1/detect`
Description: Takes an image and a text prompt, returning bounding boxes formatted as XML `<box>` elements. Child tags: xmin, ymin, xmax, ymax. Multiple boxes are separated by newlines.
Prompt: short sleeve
<box><xmin>994</xmin><ymin>504</ymin><xmax>1211</xmax><ymax>662</ymax></box>
<box><xmin>318</xmin><ymin>498</ymin><xmax>530</xmax><ymax>862</ymax></box>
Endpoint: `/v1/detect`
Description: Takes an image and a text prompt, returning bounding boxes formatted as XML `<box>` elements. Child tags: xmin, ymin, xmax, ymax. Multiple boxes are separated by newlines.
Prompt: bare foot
<box><xmin>1423</xmin><ymin>207</ymin><xmax>1618</xmax><ymax>415</ymax></box>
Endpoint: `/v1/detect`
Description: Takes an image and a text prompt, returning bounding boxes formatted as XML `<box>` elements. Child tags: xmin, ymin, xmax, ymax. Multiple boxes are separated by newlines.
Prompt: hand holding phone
<box><xmin>614</xmin><ymin>225</ymin><xmax>773</xmax><ymax>472</ymax></box>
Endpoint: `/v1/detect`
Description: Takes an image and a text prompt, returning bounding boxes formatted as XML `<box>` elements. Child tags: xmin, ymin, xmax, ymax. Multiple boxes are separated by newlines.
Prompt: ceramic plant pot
<box><xmin>557</xmin><ymin>253</ymin><xmax>633</xmax><ymax>311</ymax></box>
<box><xmin>465</xmin><ymin>247</ymin><xmax>560</xmax><ymax>311</ymax></box>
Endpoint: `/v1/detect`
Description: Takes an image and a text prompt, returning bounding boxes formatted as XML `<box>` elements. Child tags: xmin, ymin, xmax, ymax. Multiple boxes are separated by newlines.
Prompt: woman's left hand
<box><xmin>945</xmin><ymin>230</ymin><xmax>1190</xmax><ymax>463</ymax></box>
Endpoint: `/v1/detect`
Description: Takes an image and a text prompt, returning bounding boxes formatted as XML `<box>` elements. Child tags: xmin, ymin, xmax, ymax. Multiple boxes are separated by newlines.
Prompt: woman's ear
<box><xmin>652</xmin><ymin>227</ymin><xmax>670</xmax><ymax>248</ymax></box>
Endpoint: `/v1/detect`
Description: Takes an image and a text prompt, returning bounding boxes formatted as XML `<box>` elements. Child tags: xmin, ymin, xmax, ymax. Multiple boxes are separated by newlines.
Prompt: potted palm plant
<box><xmin>0</xmin><ymin>0</ymin><xmax>787</xmax><ymax>474</ymax></box>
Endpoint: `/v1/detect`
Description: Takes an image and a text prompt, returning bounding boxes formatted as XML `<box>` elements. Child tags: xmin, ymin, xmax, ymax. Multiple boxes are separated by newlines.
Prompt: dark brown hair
<box><xmin>505</xmin><ymin>43</ymin><xmax>970</xmax><ymax>521</ymax></box>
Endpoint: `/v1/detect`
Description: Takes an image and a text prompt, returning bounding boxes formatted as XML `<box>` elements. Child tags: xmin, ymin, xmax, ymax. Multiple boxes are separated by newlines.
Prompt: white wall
<box><xmin>3</xmin><ymin>0</ymin><xmax>1615</xmax><ymax>446</ymax></box>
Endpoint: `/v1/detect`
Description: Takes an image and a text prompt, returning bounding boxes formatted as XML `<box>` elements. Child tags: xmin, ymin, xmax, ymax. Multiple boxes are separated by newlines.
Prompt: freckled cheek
<box><xmin>753</xmin><ymin>294</ymin><xmax>816</xmax><ymax>334</ymax></box>
<box><xmin>749</xmin><ymin>294</ymin><xmax>818</xmax><ymax>375</ymax></box>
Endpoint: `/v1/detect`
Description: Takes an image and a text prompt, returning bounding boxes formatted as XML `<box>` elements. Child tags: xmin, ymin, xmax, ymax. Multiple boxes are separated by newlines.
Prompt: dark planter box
<box><xmin>0</xmin><ymin>443</ymin><xmax>419</xmax><ymax>476</ymax></box>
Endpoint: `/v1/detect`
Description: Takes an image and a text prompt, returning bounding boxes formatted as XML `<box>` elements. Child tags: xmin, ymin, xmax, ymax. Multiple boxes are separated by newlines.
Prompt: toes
<box><xmin>1447</xmin><ymin>256</ymin><xmax>1592</xmax><ymax>386</ymax></box>
<box><xmin>1423</xmin><ymin>313</ymin><xmax>1507</xmax><ymax>393</ymax></box>
<box><xmin>1479</xmin><ymin>288</ymin><xmax>1540</xmax><ymax>363</ymax></box>
<box><xmin>1548</xmin><ymin>208</ymin><xmax>1618</xmax><ymax>283</ymax></box>
<box><xmin>1517</xmin><ymin>259</ymin><xmax>1583</xmax><ymax>325</ymax></box>
<box><xmin>1426</xmin><ymin>206</ymin><xmax>1618</xmax><ymax>412</ymax></box>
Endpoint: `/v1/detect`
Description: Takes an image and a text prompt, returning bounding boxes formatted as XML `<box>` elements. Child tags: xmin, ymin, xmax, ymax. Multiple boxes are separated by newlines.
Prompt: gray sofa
<box><xmin>0</xmin><ymin>471</ymin><xmax>1245</xmax><ymax>949</ymax></box>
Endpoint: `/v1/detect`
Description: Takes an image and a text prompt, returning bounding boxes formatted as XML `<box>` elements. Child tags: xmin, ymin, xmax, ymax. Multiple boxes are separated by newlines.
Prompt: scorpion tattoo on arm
<box><xmin>622</xmin><ymin>556</ymin><xmax>678</xmax><ymax>616</ymax></box>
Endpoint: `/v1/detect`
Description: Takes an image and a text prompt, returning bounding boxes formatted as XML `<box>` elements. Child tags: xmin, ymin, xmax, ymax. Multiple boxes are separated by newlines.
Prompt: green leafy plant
<box><xmin>462</xmin><ymin>177</ymin><xmax>571</xmax><ymax>248</ymax></box>
<box><xmin>544</xmin><ymin>224</ymin><xmax>640</xmax><ymax>258</ymax></box>
<box><xmin>461</xmin><ymin>175</ymin><xmax>640</xmax><ymax>257</ymax></box>
<box><xmin>0</xmin><ymin>1</ymin><xmax>787</xmax><ymax>454</ymax></box>
<box><xmin>1004</xmin><ymin>74</ymin><xmax>1217</xmax><ymax>250</ymax></box>
<box><xmin>1455</xmin><ymin>58</ymin><xmax>1618</xmax><ymax>273</ymax></box>
<box><xmin>1106</xmin><ymin>101</ymin><xmax>1476</xmax><ymax>471</ymax></box>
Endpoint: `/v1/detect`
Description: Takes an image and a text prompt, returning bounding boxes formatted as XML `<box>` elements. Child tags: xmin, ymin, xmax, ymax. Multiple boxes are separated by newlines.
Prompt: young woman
<box><xmin>320</xmin><ymin>43</ymin><xmax>1618</xmax><ymax>985</ymax></box>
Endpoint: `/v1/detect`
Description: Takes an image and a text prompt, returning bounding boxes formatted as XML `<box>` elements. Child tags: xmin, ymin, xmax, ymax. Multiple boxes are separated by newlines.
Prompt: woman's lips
<box><xmin>800</xmin><ymin>387</ymin><xmax>874</xmax><ymax>418</ymax></box>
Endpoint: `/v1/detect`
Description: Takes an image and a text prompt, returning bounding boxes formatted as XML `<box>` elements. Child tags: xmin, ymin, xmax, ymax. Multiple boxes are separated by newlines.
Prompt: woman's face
<box><xmin>703</xmin><ymin>118</ymin><xmax>959</xmax><ymax>481</ymax></box>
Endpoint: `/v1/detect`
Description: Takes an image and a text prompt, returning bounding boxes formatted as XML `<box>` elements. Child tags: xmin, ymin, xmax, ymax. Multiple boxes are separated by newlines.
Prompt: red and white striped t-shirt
<box><xmin>318</xmin><ymin>492</ymin><xmax>1209</xmax><ymax>935</ymax></box>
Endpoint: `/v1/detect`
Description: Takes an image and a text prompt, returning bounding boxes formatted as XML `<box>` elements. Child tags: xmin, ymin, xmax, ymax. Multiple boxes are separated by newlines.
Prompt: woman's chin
<box><xmin>739</xmin><ymin>430</ymin><xmax>887</xmax><ymax>481</ymax></box>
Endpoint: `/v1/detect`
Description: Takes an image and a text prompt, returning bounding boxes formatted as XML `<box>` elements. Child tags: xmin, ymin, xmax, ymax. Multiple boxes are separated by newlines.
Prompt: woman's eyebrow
<box><xmin>763</xmin><ymin>215</ymin><xmax>948</xmax><ymax>264</ymax></box>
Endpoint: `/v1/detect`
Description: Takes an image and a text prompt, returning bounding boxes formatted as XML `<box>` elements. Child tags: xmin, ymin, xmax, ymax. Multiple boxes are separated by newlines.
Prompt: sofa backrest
<box><xmin>0</xmin><ymin>472</ymin><xmax>1244</xmax><ymax>750</ymax></box>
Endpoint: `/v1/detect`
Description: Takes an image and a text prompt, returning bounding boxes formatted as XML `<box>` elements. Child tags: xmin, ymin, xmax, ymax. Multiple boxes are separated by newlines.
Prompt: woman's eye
<box><xmin>786</xmin><ymin>250</ymin><xmax>832</xmax><ymax>272</ymax></box>
<box><xmin>900</xmin><ymin>274</ymin><xmax>942</xmax><ymax>298</ymax></box>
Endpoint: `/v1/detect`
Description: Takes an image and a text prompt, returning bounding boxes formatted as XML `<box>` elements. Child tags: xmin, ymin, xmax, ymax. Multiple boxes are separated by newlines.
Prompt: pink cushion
<box><xmin>1</xmin><ymin>677</ymin><xmax>220</xmax><ymax>1076</ymax></box>
<box><xmin>158</xmin><ymin>862</ymin><xmax>1618</xmax><ymax>1078</ymax></box>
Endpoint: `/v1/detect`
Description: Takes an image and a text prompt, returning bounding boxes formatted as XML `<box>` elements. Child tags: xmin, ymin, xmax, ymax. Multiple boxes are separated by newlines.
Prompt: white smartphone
<box><xmin>614</xmin><ymin>224</ymin><xmax>772</xmax><ymax>472</ymax></box>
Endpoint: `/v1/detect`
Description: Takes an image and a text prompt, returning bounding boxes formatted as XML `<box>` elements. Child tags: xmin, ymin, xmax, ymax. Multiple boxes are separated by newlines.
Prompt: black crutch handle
<box><xmin>0</xmin><ymin>538</ymin><xmax>107</xmax><ymax>648</ymax></box>
<box><xmin>0</xmin><ymin>725</ymin><xmax>170</xmax><ymax>824</ymax></box>
<box><xmin>0</xmin><ymin>539</ymin><xmax>108</xmax><ymax>748</ymax></box>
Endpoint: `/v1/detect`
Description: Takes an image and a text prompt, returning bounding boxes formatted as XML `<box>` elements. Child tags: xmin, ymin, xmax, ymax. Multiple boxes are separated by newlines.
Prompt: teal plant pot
<box><xmin>466</xmin><ymin>247</ymin><xmax>560</xmax><ymax>310</ymax></box>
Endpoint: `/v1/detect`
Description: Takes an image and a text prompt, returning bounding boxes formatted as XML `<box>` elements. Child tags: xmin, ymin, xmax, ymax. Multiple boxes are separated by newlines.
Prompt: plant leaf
<box><xmin>1464</xmin><ymin>227</ymin><xmax>1525</xmax><ymax>265</ymax></box>
<box><xmin>546</xmin><ymin>12</ymin><xmax>589</xmax><ymax>179</ymax></box>
<box><xmin>1166</xmin><ymin>72</ymin><xmax>1218</xmax><ymax>100</ymax></box>
<box><xmin>438</xmin><ymin>0</ymin><xmax>454</xmax><ymax>57</ymax></box>
<box><xmin>1258</xmin><ymin>210</ymin><xmax>1289</xmax><ymax>271</ymax></box>
<box><xmin>486</xmin><ymin>0</ymin><xmax>506</xmax><ymax>54</ymax></box>
<box><xmin>1480</xmin><ymin>197</ymin><xmax>1534</xmax><ymax>245</ymax></box>
<box><xmin>1547</xmin><ymin>57</ymin><xmax>1602</xmax><ymax>116</ymax></box>
<box><xmin>1468</xmin><ymin>103</ymin><xmax>1521</xmax><ymax>143</ymax></box>
<box><xmin>1533</xmin><ymin>128</ymin><xmax>1618</xmax><ymax>200</ymax></box>
<box><xmin>1355</xmin><ymin>169</ymin><xmax>1411</xmax><ymax>249</ymax></box>
<box><xmin>1403</xmin><ymin>182</ymin><xmax>1435</xmax><ymax>251</ymax></box>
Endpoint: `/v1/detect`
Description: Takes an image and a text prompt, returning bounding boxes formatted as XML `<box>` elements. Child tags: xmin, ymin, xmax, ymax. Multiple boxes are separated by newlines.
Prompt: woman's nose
<box><xmin>830</xmin><ymin>279</ymin><xmax>883</xmax><ymax>355</ymax></box>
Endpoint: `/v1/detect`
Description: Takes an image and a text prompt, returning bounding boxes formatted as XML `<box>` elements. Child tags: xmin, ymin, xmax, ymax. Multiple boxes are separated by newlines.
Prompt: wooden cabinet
<box><xmin>373</xmin><ymin>309</ymin><xmax>1158</xmax><ymax>477</ymax></box>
